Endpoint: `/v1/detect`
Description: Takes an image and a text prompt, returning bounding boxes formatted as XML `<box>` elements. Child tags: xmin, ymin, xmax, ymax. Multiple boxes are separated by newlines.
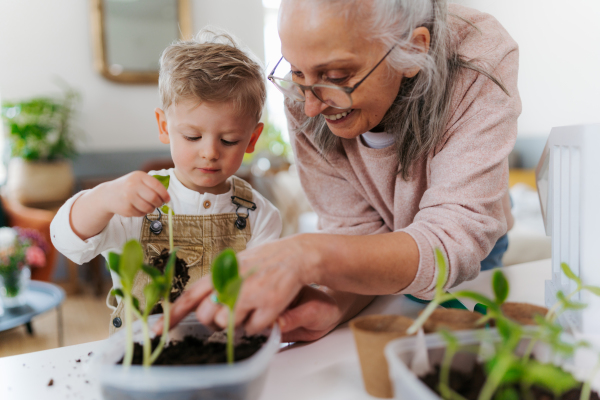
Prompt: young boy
<box><xmin>50</xmin><ymin>28</ymin><xmax>282</xmax><ymax>334</ymax></box>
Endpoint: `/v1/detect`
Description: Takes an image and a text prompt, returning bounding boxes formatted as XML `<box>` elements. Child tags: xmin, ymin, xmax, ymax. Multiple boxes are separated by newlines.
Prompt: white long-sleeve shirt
<box><xmin>51</xmin><ymin>169</ymin><xmax>282</xmax><ymax>289</ymax></box>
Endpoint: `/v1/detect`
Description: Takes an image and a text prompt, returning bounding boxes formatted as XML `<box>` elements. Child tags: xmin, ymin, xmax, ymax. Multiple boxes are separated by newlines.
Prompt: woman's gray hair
<box><xmin>285</xmin><ymin>0</ymin><xmax>509</xmax><ymax>180</ymax></box>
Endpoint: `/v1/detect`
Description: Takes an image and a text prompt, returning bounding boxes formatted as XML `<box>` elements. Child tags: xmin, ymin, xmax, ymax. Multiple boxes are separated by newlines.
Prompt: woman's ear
<box><xmin>403</xmin><ymin>26</ymin><xmax>431</xmax><ymax>79</ymax></box>
<box><xmin>245</xmin><ymin>123</ymin><xmax>264</xmax><ymax>154</ymax></box>
<box><xmin>155</xmin><ymin>108</ymin><xmax>170</xmax><ymax>144</ymax></box>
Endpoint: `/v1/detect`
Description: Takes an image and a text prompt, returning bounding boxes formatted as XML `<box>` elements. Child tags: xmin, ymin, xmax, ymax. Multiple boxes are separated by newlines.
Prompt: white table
<box><xmin>0</xmin><ymin>259</ymin><xmax>552</xmax><ymax>400</ymax></box>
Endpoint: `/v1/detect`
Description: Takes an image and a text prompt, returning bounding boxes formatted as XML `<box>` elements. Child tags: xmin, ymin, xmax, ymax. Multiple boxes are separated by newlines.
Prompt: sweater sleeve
<box><xmin>288</xmin><ymin>110</ymin><xmax>392</xmax><ymax>237</ymax></box>
<box><xmin>50</xmin><ymin>191</ymin><xmax>142</xmax><ymax>264</ymax></box>
<box><xmin>398</xmin><ymin>10</ymin><xmax>522</xmax><ymax>297</ymax></box>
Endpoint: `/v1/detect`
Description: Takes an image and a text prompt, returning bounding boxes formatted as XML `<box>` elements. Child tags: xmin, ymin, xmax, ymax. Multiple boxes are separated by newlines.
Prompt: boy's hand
<box><xmin>102</xmin><ymin>171</ymin><xmax>171</xmax><ymax>217</ymax></box>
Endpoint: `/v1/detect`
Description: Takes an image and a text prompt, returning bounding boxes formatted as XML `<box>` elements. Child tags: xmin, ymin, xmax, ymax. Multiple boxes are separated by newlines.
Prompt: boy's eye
<box><xmin>183</xmin><ymin>135</ymin><xmax>201</xmax><ymax>142</ymax></box>
<box><xmin>221</xmin><ymin>139</ymin><xmax>240</xmax><ymax>146</ymax></box>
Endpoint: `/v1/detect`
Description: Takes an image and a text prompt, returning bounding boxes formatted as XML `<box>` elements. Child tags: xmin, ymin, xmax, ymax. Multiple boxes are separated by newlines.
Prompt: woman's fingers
<box><xmin>195</xmin><ymin>296</ymin><xmax>221</xmax><ymax>326</ymax></box>
<box><xmin>154</xmin><ymin>277</ymin><xmax>213</xmax><ymax>333</ymax></box>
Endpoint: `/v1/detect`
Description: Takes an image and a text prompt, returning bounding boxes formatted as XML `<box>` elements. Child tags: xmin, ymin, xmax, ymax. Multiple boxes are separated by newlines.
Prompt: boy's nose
<box><xmin>303</xmin><ymin>91</ymin><xmax>328</xmax><ymax>118</ymax></box>
<box><xmin>200</xmin><ymin>143</ymin><xmax>219</xmax><ymax>160</ymax></box>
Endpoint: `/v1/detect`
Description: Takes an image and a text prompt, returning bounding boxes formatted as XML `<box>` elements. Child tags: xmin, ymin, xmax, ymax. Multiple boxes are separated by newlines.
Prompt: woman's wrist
<box><xmin>296</xmin><ymin>233</ymin><xmax>327</xmax><ymax>285</ymax></box>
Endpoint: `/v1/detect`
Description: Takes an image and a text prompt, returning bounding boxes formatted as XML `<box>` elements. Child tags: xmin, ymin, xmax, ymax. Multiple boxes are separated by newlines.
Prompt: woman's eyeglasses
<box><xmin>268</xmin><ymin>45</ymin><xmax>396</xmax><ymax>110</ymax></box>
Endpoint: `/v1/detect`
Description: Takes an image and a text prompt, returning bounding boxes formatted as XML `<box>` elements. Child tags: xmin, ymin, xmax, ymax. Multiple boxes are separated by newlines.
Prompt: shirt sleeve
<box><xmin>246</xmin><ymin>189</ymin><xmax>283</xmax><ymax>248</ymax></box>
<box><xmin>287</xmin><ymin>108</ymin><xmax>392</xmax><ymax>237</ymax></box>
<box><xmin>398</xmin><ymin>12</ymin><xmax>522</xmax><ymax>298</ymax></box>
<box><xmin>50</xmin><ymin>191</ymin><xmax>142</xmax><ymax>264</ymax></box>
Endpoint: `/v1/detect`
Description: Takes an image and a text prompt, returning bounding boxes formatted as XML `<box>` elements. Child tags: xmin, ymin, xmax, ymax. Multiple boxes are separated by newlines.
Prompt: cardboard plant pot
<box><xmin>422</xmin><ymin>309</ymin><xmax>482</xmax><ymax>333</ymax></box>
<box><xmin>501</xmin><ymin>302</ymin><xmax>548</xmax><ymax>326</ymax></box>
<box><xmin>91</xmin><ymin>314</ymin><xmax>281</xmax><ymax>400</ymax></box>
<box><xmin>350</xmin><ymin>314</ymin><xmax>415</xmax><ymax>398</ymax></box>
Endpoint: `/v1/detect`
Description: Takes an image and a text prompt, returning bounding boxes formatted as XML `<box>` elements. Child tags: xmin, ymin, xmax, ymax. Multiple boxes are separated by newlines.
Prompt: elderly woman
<box><xmin>165</xmin><ymin>0</ymin><xmax>520</xmax><ymax>342</ymax></box>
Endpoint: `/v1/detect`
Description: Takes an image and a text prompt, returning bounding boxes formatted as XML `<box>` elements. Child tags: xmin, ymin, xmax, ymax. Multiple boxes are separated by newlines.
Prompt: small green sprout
<box><xmin>152</xmin><ymin>175</ymin><xmax>173</xmax><ymax>215</ymax></box>
<box><xmin>211</xmin><ymin>248</ymin><xmax>244</xmax><ymax>364</ymax></box>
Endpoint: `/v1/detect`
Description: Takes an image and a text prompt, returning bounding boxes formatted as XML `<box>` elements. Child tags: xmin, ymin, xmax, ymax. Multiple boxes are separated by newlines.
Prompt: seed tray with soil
<box><xmin>385</xmin><ymin>329</ymin><xmax>599</xmax><ymax>400</ymax></box>
<box><xmin>91</xmin><ymin>313</ymin><xmax>281</xmax><ymax>400</ymax></box>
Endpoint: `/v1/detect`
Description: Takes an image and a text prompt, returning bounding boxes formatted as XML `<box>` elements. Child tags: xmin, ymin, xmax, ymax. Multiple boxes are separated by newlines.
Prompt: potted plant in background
<box><xmin>0</xmin><ymin>226</ymin><xmax>48</xmax><ymax>308</ymax></box>
<box><xmin>1</xmin><ymin>86</ymin><xmax>80</xmax><ymax>208</ymax></box>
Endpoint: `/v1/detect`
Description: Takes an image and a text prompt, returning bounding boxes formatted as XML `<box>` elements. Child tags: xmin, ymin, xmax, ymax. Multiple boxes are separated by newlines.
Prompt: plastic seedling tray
<box><xmin>91</xmin><ymin>313</ymin><xmax>281</xmax><ymax>400</ymax></box>
<box><xmin>384</xmin><ymin>329</ymin><xmax>573</xmax><ymax>400</ymax></box>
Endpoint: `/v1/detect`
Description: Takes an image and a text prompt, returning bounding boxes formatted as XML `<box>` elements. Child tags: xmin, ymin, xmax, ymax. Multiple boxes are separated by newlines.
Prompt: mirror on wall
<box><xmin>90</xmin><ymin>0</ymin><xmax>192</xmax><ymax>84</ymax></box>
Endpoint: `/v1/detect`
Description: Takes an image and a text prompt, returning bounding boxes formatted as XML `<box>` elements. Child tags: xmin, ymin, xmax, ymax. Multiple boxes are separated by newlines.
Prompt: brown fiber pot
<box><xmin>501</xmin><ymin>302</ymin><xmax>548</xmax><ymax>326</ymax></box>
<box><xmin>422</xmin><ymin>308</ymin><xmax>483</xmax><ymax>333</ymax></box>
<box><xmin>350</xmin><ymin>315</ymin><xmax>414</xmax><ymax>398</ymax></box>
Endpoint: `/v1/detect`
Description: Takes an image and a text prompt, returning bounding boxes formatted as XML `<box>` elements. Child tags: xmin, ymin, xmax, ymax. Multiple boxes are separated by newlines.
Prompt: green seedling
<box><xmin>414</xmin><ymin>250</ymin><xmax>598</xmax><ymax>400</ymax></box>
<box><xmin>152</xmin><ymin>175</ymin><xmax>174</xmax><ymax>216</ymax></box>
<box><xmin>211</xmin><ymin>248</ymin><xmax>244</xmax><ymax>364</ymax></box>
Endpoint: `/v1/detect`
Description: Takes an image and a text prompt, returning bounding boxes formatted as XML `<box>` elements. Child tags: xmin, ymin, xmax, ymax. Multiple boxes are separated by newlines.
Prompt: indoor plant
<box><xmin>1</xmin><ymin>87</ymin><xmax>80</xmax><ymax>206</ymax></box>
<box><xmin>0</xmin><ymin>226</ymin><xmax>48</xmax><ymax>308</ymax></box>
<box><xmin>386</xmin><ymin>251</ymin><xmax>600</xmax><ymax>400</ymax></box>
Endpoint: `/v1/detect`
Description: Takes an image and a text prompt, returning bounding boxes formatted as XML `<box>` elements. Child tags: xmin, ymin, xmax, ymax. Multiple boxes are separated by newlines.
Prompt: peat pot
<box><xmin>91</xmin><ymin>314</ymin><xmax>281</xmax><ymax>400</ymax></box>
<box><xmin>6</xmin><ymin>158</ymin><xmax>74</xmax><ymax>207</ymax></box>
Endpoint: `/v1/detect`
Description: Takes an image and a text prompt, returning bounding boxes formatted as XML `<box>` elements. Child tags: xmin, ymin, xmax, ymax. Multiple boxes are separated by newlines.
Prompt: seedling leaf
<box><xmin>492</xmin><ymin>270</ymin><xmax>509</xmax><ymax>305</ymax></box>
<box><xmin>108</xmin><ymin>252</ymin><xmax>121</xmax><ymax>274</ymax></box>
<box><xmin>142</xmin><ymin>265</ymin><xmax>161</xmax><ymax>279</ymax></box>
<box><xmin>560</xmin><ymin>262</ymin><xmax>581</xmax><ymax>286</ymax></box>
<box><xmin>495</xmin><ymin>387</ymin><xmax>519</xmax><ymax>400</ymax></box>
<box><xmin>522</xmin><ymin>361</ymin><xmax>578</xmax><ymax>397</ymax></box>
<box><xmin>583</xmin><ymin>285</ymin><xmax>600</xmax><ymax>297</ymax></box>
<box><xmin>110</xmin><ymin>288</ymin><xmax>124</xmax><ymax>299</ymax></box>
<box><xmin>131</xmin><ymin>296</ymin><xmax>141</xmax><ymax>314</ymax></box>
<box><xmin>212</xmin><ymin>248</ymin><xmax>239</xmax><ymax>294</ymax></box>
<box><xmin>218</xmin><ymin>277</ymin><xmax>242</xmax><ymax>310</ymax></box>
<box><xmin>160</xmin><ymin>204</ymin><xmax>172</xmax><ymax>214</ymax></box>
<box><xmin>434</xmin><ymin>248</ymin><xmax>447</xmax><ymax>295</ymax></box>
<box><xmin>143</xmin><ymin>283</ymin><xmax>161</xmax><ymax>317</ymax></box>
<box><xmin>119</xmin><ymin>240</ymin><xmax>144</xmax><ymax>289</ymax></box>
<box><xmin>439</xmin><ymin>329</ymin><xmax>458</xmax><ymax>352</ymax></box>
<box><xmin>153</xmin><ymin>175</ymin><xmax>170</xmax><ymax>190</ymax></box>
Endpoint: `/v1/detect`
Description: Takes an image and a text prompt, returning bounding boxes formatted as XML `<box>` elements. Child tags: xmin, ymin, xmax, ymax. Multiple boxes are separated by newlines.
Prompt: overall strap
<box><xmin>231</xmin><ymin>176</ymin><xmax>256</xmax><ymax>230</ymax></box>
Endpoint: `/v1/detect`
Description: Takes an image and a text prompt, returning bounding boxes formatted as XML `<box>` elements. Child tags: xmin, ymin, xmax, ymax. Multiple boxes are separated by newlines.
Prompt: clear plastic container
<box><xmin>384</xmin><ymin>329</ymin><xmax>569</xmax><ymax>400</ymax></box>
<box><xmin>91</xmin><ymin>313</ymin><xmax>281</xmax><ymax>400</ymax></box>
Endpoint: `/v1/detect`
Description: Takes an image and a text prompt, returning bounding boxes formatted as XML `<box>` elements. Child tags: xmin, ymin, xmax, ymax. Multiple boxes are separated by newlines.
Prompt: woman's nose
<box><xmin>303</xmin><ymin>91</ymin><xmax>328</xmax><ymax>118</ymax></box>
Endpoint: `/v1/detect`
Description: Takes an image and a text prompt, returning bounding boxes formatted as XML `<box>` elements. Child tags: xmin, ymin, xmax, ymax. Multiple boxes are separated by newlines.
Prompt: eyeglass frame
<box><xmin>267</xmin><ymin>44</ymin><xmax>397</xmax><ymax>109</ymax></box>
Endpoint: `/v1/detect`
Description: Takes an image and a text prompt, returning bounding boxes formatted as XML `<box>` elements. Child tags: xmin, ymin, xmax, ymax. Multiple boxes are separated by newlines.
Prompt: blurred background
<box><xmin>0</xmin><ymin>0</ymin><xmax>598</xmax><ymax>357</ymax></box>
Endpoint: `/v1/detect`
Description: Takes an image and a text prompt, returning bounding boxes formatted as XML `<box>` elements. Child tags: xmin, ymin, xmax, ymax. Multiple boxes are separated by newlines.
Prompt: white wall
<box><xmin>0</xmin><ymin>0</ymin><xmax>264</xmax><ymax>152</ymax></box>
<box><xmin>452</xmin><ymin>1</ymin><xmax>600</xmax><ymax>137</ymax></box>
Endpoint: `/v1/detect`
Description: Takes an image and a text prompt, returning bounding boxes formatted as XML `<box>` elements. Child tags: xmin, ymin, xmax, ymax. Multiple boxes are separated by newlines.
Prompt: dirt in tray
<box><xmin>420</xmin><ymin>363</ymin><xmax>600</xmax><ymax>400</ymax></box>
<box><xmin>117</xmin><ymin>333</ymin><xmax>267</xmax><ymax>366</ymax></box>
<box><xmin>150</xmin><ymin>249</ymin><xmax>189</xmax><ymax>315</ymax></box>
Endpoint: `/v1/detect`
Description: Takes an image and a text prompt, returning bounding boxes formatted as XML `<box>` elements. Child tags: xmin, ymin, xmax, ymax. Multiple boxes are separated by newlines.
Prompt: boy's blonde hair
<box><xmin>159</xmin><ymin>27</ymin><xmax>266</xmax><ymax>121</ymax></box>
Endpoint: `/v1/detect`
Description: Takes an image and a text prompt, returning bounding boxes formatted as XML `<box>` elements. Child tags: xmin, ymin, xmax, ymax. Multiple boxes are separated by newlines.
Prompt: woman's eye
<box><xmin>221</xmin><ymin>139</ymin><xmax>240</xmax><ymax>146</ymax></box>
<box><xmin>325</xmin><ymin>76</ymin><xmax>349</xmax><ymax>85</ymax></box>
<box><xmin>291</xmin><ymin>70</ymin><xmax>304</xmax><ymax>80</ymax></box>
<box><xmin>183</xmin><ymin>135</ymin><xmax>201</xmax><ymax>142</ymax></box>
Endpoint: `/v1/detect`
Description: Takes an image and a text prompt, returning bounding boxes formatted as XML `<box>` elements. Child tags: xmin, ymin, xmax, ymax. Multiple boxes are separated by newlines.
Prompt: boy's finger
<box><xmin>143</xmin><ymin>174</ymin><xmax>171</xmax><ymax>204</ymax></box>
<box><xmin>131</xmin><ymin>196</ymin><xmax>157</xmax><ymax>215</ymax></box>
<box><xmin>136</xmin><ymin>185</ymin><xmax>164</xmax><ymax>209</ymax></box>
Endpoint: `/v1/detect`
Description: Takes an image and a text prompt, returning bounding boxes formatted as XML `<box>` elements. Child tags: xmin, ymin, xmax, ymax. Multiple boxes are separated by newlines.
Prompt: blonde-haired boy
<box><xmin>51</xmin><ymin>28</ymin><xmax>282</xmax><ymax>333</ymax></box>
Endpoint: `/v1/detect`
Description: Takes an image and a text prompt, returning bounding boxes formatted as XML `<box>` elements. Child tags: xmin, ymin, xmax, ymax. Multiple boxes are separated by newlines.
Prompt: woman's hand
<box><xmin>158</xmin><ymin>234</ymin><xmax>318</xmax><ymax>335</ymax></box>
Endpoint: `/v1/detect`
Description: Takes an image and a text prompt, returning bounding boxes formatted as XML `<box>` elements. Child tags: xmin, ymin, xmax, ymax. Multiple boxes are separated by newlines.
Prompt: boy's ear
<box><xmin>155</xmin><ymin>108</ymin><xmax>170</xmax><ymax>144</ymax></box>
<box><xmin>245</xmin><ymin>122</ymin><xmax>264</xmax><ymax>154</ymax></box>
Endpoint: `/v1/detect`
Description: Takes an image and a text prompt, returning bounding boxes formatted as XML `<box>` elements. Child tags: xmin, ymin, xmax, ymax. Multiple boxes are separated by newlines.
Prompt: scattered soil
<box><xmin>47</xmin><ymin>379</ymin><xmax>54</xmax><ymax>387</ymax></box>
<box><xmin>117</xmin><ymin>333</ymin><xmax>267</xmax><ymax>366</ymax></box>
<box><xmin>422</xmin><ymin>309</ymin><xmax>483</xmax><ymax>333</ymax></box>
<box><xmin>150</xmin><ymin>249</ymin><xmax>190</xmax><ymax>315</ymax></box>
<box><xmin>420</xmin><ymin>363</ymin><xmax>600</xmax><ymax>400</ymax></box>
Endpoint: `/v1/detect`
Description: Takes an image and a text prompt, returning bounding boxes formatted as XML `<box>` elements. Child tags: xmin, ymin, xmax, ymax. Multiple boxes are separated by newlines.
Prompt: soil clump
<box><xmin>150</xmin><ymin>249</ymin><xmax>189</xmax><ymax>315</ymax></box>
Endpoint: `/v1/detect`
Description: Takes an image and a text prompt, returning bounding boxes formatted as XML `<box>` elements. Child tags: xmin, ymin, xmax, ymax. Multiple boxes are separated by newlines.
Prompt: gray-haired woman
<box><xmin>165</xmin><ymin>0</ymin><xmax>520</xmax><ymax>342</ymax></box>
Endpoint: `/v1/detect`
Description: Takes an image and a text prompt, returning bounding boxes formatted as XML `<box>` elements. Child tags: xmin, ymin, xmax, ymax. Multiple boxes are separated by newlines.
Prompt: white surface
<box><xmin>0</xmin><ymin>0</ymin><xmax>265</xmax><ymax>153</ymax></box>
<box><xmin>0</xmin><ymin>259</ymin><xmax>551</xmax><ymax>400</ymax></box>
<box><xmin>452</xmin><ymin>1</ymin><xmax>600</xmax><ymax>138</ymax></box>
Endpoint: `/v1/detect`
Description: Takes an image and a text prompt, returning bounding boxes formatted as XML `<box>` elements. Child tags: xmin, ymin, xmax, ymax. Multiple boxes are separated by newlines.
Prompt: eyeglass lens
<box><xmin>272</xmin><ymin>78</ymin><xmax>352</xmax><ymax>109</ymax></box>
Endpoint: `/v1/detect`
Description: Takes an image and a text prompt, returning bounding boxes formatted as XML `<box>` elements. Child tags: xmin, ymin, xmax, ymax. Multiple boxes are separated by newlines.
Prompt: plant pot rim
<box><xmin>350</xmin><ymin>314</ymin><xmax>414</xmax><ymax>334</ymax></box>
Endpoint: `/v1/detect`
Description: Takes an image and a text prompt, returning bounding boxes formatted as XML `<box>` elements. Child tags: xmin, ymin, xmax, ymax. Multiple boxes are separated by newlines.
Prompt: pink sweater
<box><xmin>286</xmin><ymin>4</ymin><xmax>522</xmax><ymax>298</ymax></box>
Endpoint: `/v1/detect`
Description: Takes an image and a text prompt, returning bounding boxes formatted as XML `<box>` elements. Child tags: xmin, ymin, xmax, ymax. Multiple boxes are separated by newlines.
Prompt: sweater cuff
<box><xmin>395</xmin><ymin>226</ymin><xmax>437</xmax><ymax>299</ymax></box>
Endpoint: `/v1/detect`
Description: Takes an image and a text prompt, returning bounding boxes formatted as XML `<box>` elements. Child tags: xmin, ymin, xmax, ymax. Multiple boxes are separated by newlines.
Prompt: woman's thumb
<box><xmin>277</xmin><ymin>303</ymin><xmax>310</xmax><ymax>333</ymax></box>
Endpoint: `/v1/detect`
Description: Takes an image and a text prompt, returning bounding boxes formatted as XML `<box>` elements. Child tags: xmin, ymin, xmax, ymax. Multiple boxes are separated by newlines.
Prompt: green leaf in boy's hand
<box><xmin>160</xmin><ymin>204</ymin><xmax>172</xmax><ymax>214</ymax></box>
<box><xmin>119</xmin><ymin>240</ymin><xmax>144</xmax><ymax>289</ymax></box>
<box><xmin>492</xmin><ymin>270</ymin><xmax>509</xmax><ymax>305</ymax></box>
<box><xmin>560</xmin><ymin>262</ymin><xmax>581</xmax><ymax>286</ymax></box>
<box><xmin>212</xmin><ymin>248</ymin><xmax>239</xmax><ymax>295</ymax></box>
<box><xmin>153</xmin><ymin>175</ymin><xmax>170</xmax><ymax>190</ymax></box>
<box><xmin>522</xmin><ymin>361</ymin><xmax>579</xmax><ymax>397</ymax></box>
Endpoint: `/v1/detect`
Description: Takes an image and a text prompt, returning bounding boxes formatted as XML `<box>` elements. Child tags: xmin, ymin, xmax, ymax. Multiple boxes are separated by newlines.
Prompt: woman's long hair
<box><xmin>286</xmin><ymin>0</ymin><xmax>509</xmax><ymax>180</ymax></box>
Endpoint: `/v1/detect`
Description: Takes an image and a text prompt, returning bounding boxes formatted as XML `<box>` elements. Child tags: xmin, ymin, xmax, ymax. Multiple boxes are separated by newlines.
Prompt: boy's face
<box><xmin>155</xmin><ymin>99</ymin><xmax>263</xmax><ymax>195</ymax></box>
